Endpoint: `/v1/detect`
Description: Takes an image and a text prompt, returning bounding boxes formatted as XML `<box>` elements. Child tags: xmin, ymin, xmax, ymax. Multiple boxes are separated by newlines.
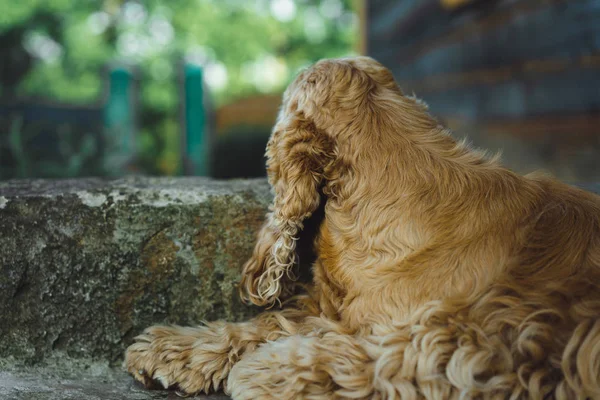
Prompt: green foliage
<box><xmin>0</xmin><ymin>0</ymin><xmax>358</xmax><ymax>176</ymax></box>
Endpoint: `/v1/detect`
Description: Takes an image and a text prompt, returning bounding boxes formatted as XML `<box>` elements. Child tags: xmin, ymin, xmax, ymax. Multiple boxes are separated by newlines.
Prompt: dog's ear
<box><xmin>239</xmin><ymin>111</ymin><xmax>334</xmax><ymax>306</ymax></box>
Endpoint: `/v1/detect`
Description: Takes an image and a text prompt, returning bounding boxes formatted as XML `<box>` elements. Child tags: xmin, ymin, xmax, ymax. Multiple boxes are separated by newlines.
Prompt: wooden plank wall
<box><xmin>215</xmin><ymin>94</ymin><xmax>281</xmax><ymax>135</ymax></box>
<box><xmin>367</xmin><ymin>0</ymin><xmax>600</xmax><ymax>182</ymax></box>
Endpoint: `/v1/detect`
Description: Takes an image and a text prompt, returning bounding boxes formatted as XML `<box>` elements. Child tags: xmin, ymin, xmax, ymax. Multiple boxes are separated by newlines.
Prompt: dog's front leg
<box><xmin>227</xmin><ymin>330</ymin><xmax>375</xmax><ymax>400</ymax></box>
<box><xmin>124</xmin><ymin>305</ymin><xmax>315</xmax><ymax>396</ymax></box>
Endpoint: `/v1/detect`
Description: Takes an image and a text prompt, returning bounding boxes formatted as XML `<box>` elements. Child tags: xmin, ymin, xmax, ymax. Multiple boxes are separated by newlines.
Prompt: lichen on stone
<box><xmin>0</xmin><ymin>177</ymin><xmax>271</xmax><ymax>365</ymax></box>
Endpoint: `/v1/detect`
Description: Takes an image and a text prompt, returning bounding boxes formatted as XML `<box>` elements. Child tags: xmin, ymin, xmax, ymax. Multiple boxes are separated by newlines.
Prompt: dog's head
<box><xmin>239</xmin><ymin>57</ymin><xmax>402</xmax><ymax>306</ymax></box>
<box><xmin>277</xmin><ymin>57</ymin><xmax>400</xmax><ymax>135</ymax></box>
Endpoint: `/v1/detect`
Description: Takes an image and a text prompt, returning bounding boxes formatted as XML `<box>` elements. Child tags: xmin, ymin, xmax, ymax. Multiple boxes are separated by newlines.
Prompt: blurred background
<box><xmin>0</xmin><ymin>0</ymin><xmax>598</xmax><ymax>182</ymax></box>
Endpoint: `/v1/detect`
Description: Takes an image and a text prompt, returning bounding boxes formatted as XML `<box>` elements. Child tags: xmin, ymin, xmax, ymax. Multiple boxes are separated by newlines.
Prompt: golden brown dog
<box><xmin>125</xmin><ymin>56</ymin><xmax>600</xmax><ymax>399</ymax></box>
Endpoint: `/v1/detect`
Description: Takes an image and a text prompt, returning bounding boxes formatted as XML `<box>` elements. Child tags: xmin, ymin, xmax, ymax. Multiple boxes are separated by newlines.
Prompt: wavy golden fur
<box><xmin>125</xmin><ymin>56</ymin><xmax>600</xmax><ymax>399</ymax></box>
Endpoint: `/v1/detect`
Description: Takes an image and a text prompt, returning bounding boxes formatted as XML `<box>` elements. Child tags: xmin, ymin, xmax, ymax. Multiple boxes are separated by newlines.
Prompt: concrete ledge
<box><xmin>0</xmin><ymin>177</ymin><xmax>271</xmax><ymax>364</ymax></box>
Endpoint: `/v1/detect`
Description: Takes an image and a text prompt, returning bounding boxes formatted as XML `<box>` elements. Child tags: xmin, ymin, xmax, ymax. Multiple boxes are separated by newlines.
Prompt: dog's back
<box><xmin>240</xmin><ymin>56</ymin><xmax>600</xmax><ymax>398</ymax></box>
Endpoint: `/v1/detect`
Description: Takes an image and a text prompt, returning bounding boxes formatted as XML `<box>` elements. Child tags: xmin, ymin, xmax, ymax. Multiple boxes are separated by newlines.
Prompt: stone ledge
<box><xmin>0</xmin><ymin>177</ymin><xmax>272</xmax><ymax>365</ymax></box>
<box><xmin>0</xmin><ymin>357</ymin><xmax>229</xmax><ymax>400</ymax></box>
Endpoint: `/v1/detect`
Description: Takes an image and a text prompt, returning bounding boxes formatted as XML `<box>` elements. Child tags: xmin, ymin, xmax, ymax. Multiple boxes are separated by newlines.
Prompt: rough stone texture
<box><xmin>0</xmin><ymin>177</ymin><xmax>272</xmax><ymax>365</ymax></box>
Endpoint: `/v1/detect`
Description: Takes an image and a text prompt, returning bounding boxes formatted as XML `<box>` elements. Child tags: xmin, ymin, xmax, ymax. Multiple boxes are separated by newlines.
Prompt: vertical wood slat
<box><xmin>181</xmin><ymin>63</ymin><xmax>210</xmax><ymax>176</ymax></box>
<box><xmin>104</xmin><ymin>66</ymin><xmax>137</xmax><ymax>175</ymax></box>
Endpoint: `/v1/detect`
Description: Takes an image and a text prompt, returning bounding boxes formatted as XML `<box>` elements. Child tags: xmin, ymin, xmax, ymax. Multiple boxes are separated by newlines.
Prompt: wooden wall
<box><xmin>367</xmin><ymin>0</ymin><xmax>600</xmax><ymax>182</ymax></box>
<box><xmin>215</xmin><ymin>94</ymin><xmax>281</xmax><ymax>134</ymax></box>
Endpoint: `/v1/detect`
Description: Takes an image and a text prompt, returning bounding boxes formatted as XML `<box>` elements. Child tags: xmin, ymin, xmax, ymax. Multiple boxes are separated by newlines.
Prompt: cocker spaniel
<box><xmin>125</xmin><ymin>56</ymin><xmax>600</xmax><ymax>399</ymax></box>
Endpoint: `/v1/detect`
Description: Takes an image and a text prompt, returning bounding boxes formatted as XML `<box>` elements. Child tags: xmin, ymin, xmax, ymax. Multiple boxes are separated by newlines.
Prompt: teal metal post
<box><xmin>104</xmin><ymin>67</ymin><xmax>135</xmax><ymax>174</ymax></box>
<box><xmin>183</xmin><ymin>64</ymin><xmax>208</xmax><ymax>176</ymax></box>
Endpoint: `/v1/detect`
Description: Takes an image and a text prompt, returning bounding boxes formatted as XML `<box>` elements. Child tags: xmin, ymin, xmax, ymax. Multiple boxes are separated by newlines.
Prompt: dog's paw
<box><xmin>227</xmin><ymin>336</ymin><xmax>336</xmax><ymax>400</ymax></box>
<box><xmin>124</xmin><ymin>324</ymin><xmax>236</xmax><ymax>395</ymax></box>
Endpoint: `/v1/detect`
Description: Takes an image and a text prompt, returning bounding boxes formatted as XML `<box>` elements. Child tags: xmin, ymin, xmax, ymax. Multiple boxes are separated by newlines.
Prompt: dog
<box><xmin>125</xmin><ymin>56</ymin><xmax>600</xmax><ymax>399</ymax></box>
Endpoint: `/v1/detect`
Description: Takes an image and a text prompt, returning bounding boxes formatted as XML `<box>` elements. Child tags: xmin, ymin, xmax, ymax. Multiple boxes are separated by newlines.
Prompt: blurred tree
<box><xmin>0</xmin><ymin>0</ymin><xmax>358</xmax><ymax>175</ymax></box>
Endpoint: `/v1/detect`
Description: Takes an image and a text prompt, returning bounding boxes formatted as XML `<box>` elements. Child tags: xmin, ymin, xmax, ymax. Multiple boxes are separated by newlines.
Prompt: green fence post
<box><xmin>104</xmin><ymin>66</ymin><xmax>136</xmax><ymax>175</ymax></box>
<box><xmin>182</xmin><ymin>63</ymin><xmax>209</xmax><ymax>176</ymax></box>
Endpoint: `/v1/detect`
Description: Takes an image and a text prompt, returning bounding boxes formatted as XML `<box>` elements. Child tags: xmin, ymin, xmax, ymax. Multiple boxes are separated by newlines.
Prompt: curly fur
<box><xmin>125</xmin><ymin>56</ymin><xmax>600</xmax><ymax>399</ymax></box>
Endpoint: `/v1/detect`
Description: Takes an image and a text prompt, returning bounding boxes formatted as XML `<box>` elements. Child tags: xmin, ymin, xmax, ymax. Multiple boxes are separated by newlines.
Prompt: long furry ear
<box><xmin>239</xmin><ymin>111</ymin><xmax>333</xmax><ymax>306</ymax></box>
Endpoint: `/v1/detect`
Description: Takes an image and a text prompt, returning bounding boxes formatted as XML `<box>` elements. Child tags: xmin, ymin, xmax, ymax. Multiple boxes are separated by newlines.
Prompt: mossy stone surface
<box><xmin>0</xmin><ymin>177</ymin><xmax>271</xmax><ymax>365</ymax></box>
